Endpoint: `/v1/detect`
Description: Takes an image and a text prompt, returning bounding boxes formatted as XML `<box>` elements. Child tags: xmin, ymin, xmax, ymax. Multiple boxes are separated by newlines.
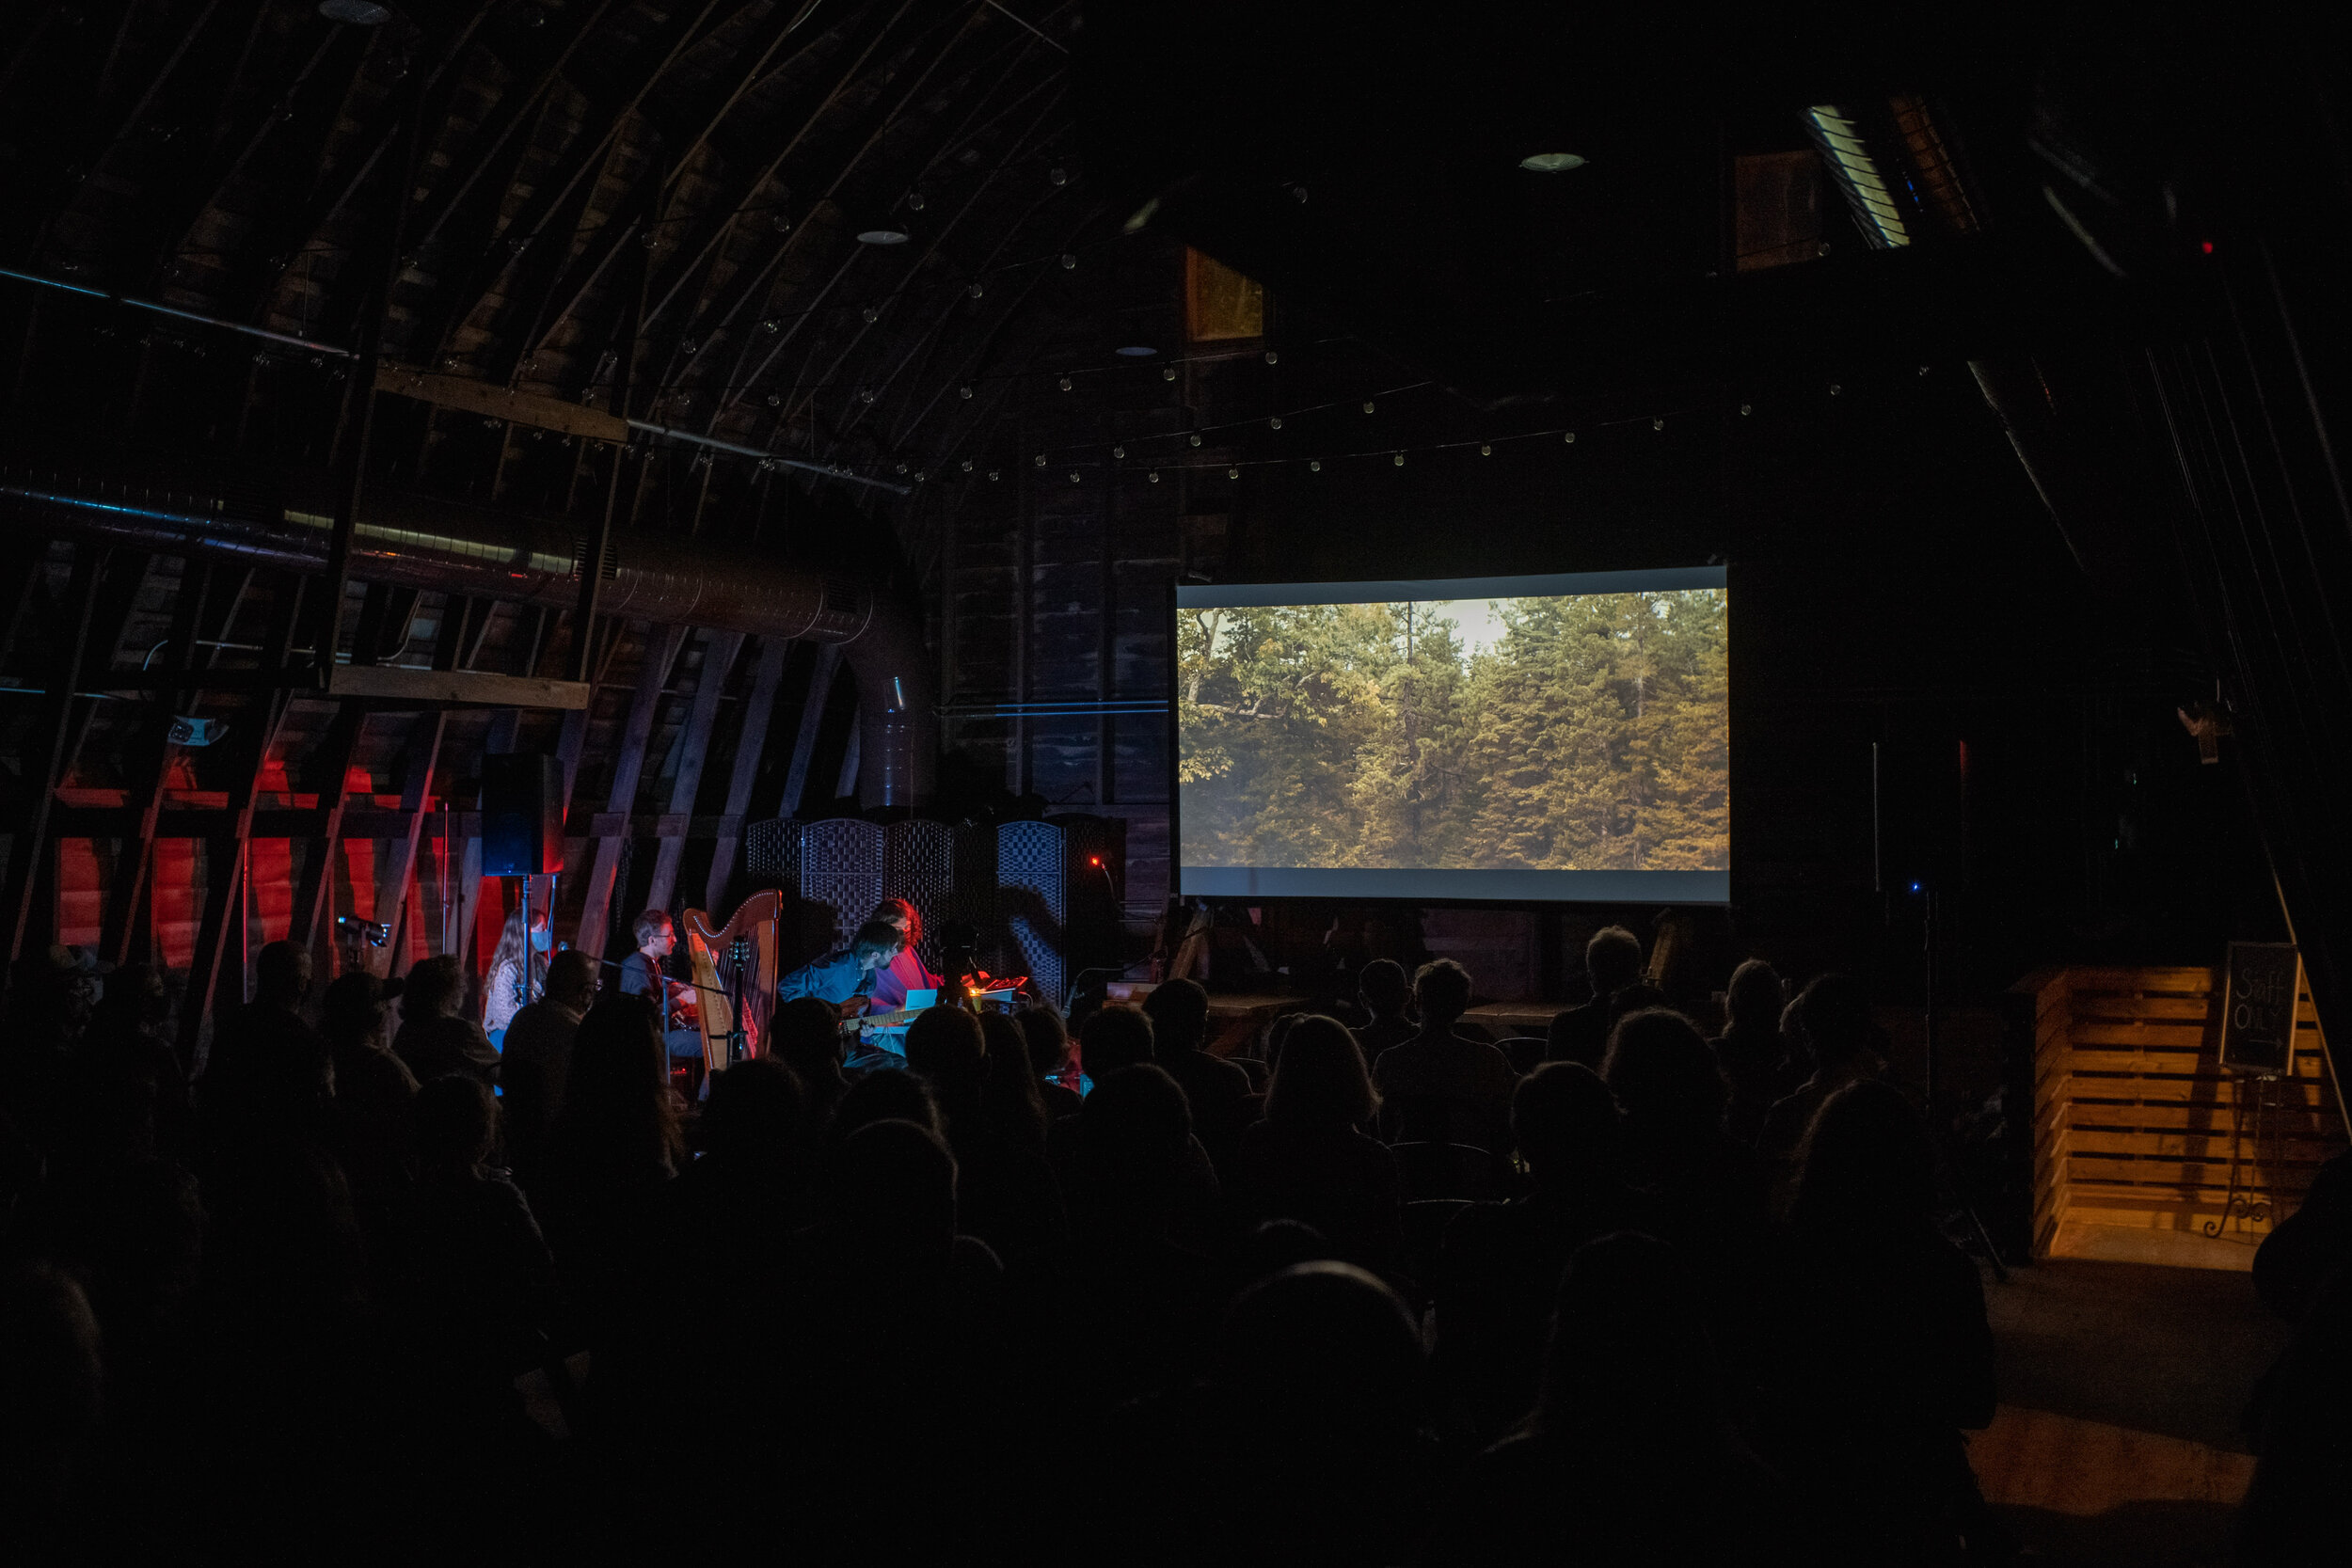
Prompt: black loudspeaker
<box><xmin>482</xmin><ymin>753</ymin><xmax>564</xmax><ymax>877</ymax></box>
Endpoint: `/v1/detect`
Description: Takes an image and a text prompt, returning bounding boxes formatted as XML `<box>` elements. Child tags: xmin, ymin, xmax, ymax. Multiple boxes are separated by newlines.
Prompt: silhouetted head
<box><xmin>978</xmin><ymin>1012</ymin><xmax>1048</xmax><ymax>1141</ymax></box>
<box><xmin>320</xmin><ymin>971</ymin><xmax>401</xmax><ymax>1050</ymax></box>
<box><xmin>1789</xmin><ymin>1079</ymin><xmax>1936</xmax><ymax>1234</ymax></box>
<box><xmin>1791</xmin><ymin>973</ymin><xmax>1880</xmax><ymax>1071</ymax></box>
<box><xmin>1265</xmin><ymin>1014</ymin><xmax>1378</xmax><ymax>1131</ymax></box>
<box><xmin>1220</xmin><ymin>1261</ymin><xmax>1422</xmax><ymax>1426</ymax></box>
<box><xmin>555</xmin><ymin>994</ymin><xmax>681</xmax><ymax>1175</ymax></box>
<box><xmin>703</xmin><ymin>1056</ymin><xmax>805</xmax><ymax>1169</ymax></box>
<box><xmin>253</xmin><ymin>941</ymin><xmax>312</xmax><ymax>1012</ymax></box>
<box><xmin>542</xmin><ymin>947</ymin><xmax>597</xmax><ymax>1012</ymax></box>
<box><xmin>404</xmin><ymin>954</ymin><xmax>466</xmax><ymax>1022</ymax></box>
<box><xmin>1601</xmin><ymin>1008</ymin><xmax>1724</xmax><ymax>1133</ymax></box>
<box><xmin>906</xmin><ymin>1006</ymin><xmax>985</xmax><ymax>1085</ymax></box>
<box><xmin>0</xmin><ymin>1262</ymin><xmax>104</xmax><ymax>1525</ymax></box>
<box><xmin>830</xmin><ymin>1067</ymin><xmax>941</xmax><ymax>1145</ymax></box>
<box><xmin>1358</xmin><ymin>958</ymin><xmax>1410</xmax><ymax>1022</ymax></box>
<box><xmin>1725</xmin><ymin>958</ymin><xmax>1784</xmax><ymax>1035</ymax></box>
<box><xmin>1512</xmin><ymin>1061</ymin><xmax>1620</xmax><ymax>1180</ymax></box>
<box><xmin>415</xmin><ymin>1073</ymin><xmax>499</xmax><ymax>1177</ymax></box>
<box><xmin>1585</xmin><ymin>926</ymin><xmax>1645</xmax><ymax>998</ymax></box>
<box><xmin>1015</xmin><ymin>1006</ymin><xmax>1071</xmax><ymax>1080</ymax></box>
<box><xmin>1534</xmin><ymin>1230</ymin><xmax>1714</xmax><ymax>1429</ymax></box>
<box><xmin>1069</xmin><ymin>1064</ymin><xmax>1192</xmax><ymax>1232</ymax></box>
<box><xmin>1413</xmin><ymin>958</ymin><xmax>1473</xmax><ymax>1030</ymax></box>
<box><xmin>1080</xmin><ymin>1005</ymin><xmax>1155</xmax><ymax>1078</ymax></box>
<box><xmin>822</xmin><ymin>1117</ymin><xmax>957</xmax><ymax>1249</ymax></box>
<box><xmin>1238</xmin><ymin>1219</ymin><xmax>1338</xmax><ymax>1286</ymax></box>
<box><xmin>1143</xmin><ymin>978</ymin><xmax>1211</xmax><ymax>1055</ymax></box>
<box><xmin>771</xmin><ymin>996</ymin><xmax>847</xmax><ymax>1087</ymax></box>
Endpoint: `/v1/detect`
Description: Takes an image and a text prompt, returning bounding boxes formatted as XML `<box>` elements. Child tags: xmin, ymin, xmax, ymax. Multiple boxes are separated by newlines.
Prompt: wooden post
<box><xmin>375</xmin><ymin>709</ymin><xmax>448</xmax><ymax>976</ymax></box>
<box><xmin>571</xmin><ymin>623</ymin><xmax>688</xmax><ymax>954</ymax></box>
<box><xmin>290</xmin><ymin>582</ymin><xmax>398</xmax><ymax>952</ymax></box>
<box><xmin>780</xmin><ymin>642</ymin><xmax>841</xmax><ymax>817</ymax></box>
<box><xmin>180</xmin><ymin>577</ymin><xmax>307</xmax><ymax>1050</ymax></box>
<box><xmin>103</xmin><ymin>561</ymin><xmax>212</xmax><ymax>964</ymax></box>
<box><xmin>704</xmin><ymin>635</ymin><xmax>789</xmax><ymax>911</ymax></box>
<box><xmin>3</xmin><ymin>546</ymin><xmax>107</xmax><ymax>964</ymax></box>
<box><xmin>572</xmin><ymin>197</ymin><xmax>648</xmax><ymax>682</ymax></box>
<box><xmin>645</xmin><ymin>629</ymin><xmax>743</xmax><ymax>912</ymax></box>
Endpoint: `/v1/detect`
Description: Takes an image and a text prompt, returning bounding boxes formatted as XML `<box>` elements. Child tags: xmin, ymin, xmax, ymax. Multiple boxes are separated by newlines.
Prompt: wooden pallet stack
<box><xmin>2020</xmin><ymin>964</ymin><xmax>2348</xmax><ymax>1269</ymax></box>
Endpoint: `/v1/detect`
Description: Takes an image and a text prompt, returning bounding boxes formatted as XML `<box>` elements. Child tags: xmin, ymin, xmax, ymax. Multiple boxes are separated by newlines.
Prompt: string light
<box><xmin>1111</xmin><ymin>445</ymin><xmax>1125</xmax><ymax>458</ymax></box>
<box><xmin>1228</xmin><ymin>466</ymin><xmax>1240</xmax><ymax>479</ymax></box>
<box><xmin>1652</xmin><ymin>417</ymin><xmax>1664</xmax><ymax>431</ymax></box>
<box><xmin>1188</xmin><ymin>434</ymin><xmax>1202</xmax><ymax>447</ymax></box>
<box><xmin>1362</xmin><ymin>401</ymin><xmax>1375</xmax><ymax>414</ymax></box>
<box><xmin>1269</xmin><ymin>417</ymin><xmax>1281</xmax><ymax>430</ymax></box>
<box><xmin>1480</xmin><ymin>444</ymin><xmax>1491</xmax><ymax>455</ymax></box>
<box><xmin>1310</xmin><ymin>459</ymin><xmax>1322</xmax><ymax>472</ymax></box>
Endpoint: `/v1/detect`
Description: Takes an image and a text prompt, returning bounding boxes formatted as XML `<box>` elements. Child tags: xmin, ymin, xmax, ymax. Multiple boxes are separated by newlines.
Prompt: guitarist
<box><xmin>779</xmin><ymin>920</ymin><xmax>909</xmax><ymax>1069</ymax></box>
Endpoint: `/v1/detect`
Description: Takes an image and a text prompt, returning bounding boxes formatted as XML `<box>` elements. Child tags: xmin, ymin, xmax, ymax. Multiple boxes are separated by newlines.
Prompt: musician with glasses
<box><xmin>620</xmin><ymin>908</ymin><xmax>706</xmax><ymax>1064</ymax></box>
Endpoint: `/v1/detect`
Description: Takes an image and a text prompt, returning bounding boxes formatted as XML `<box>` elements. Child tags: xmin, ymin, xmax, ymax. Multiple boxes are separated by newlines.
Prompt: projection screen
<box><xmin>1175</xmin><ymin>567</ymin><xmax>1729</xmax><ymax>902</ymax></box>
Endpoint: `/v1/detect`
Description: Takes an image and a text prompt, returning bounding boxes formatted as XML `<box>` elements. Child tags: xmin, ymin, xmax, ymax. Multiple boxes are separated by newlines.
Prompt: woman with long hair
<box><xmin>865</xmin><ymin>897</ymin><xmax>942</xmax><ymax>1011</ymax></box>
<box><xmin>482</xmin><ymin>900</ymin><xmax>550</xmax><ymax>1046</ymax></box>
<box><xmin>1235</xmin><ymin>1014</ymin><xmax>1401</xmax><ymax>1274</ymax></box>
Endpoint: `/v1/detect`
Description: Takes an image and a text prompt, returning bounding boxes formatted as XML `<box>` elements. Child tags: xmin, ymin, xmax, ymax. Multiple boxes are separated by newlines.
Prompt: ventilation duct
<box><xmin>0</xmin><ymin>462</ymin><xmax>933</xmax><ymax>808</ymax></box>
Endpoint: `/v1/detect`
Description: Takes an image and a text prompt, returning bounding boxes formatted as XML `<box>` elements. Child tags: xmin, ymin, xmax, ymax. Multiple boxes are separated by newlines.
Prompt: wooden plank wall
<box><xmin>2025</xmin><ymin>964</ymin><xmax>2347</xmax><ymax>1269</ymax></box>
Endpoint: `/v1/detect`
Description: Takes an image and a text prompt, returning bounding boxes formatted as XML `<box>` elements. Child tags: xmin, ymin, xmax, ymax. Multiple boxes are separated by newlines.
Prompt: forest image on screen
<box><xmin>1179</xmin><ymin>586</ymin><xmax>1728</xmax><ymax>879</ymax></box>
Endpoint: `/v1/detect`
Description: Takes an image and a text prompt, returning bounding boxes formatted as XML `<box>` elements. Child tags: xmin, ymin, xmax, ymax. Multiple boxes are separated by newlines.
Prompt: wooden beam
<box><xmin>705</xmin><ymin>634</ymin><xmax>789</xmax><ymax>911</ymax></box>
<box><xmin>644</xmin><ymin>629</ymin><xmax>743</xmax><ymax>912</ymax></box>
<box><xmin>326</xmin><ymin>664</ymin><xmax>594</xmax><ymax>709</ymax></box>
<box><xmin>374</xmin><ymin>363</ymin><xmax>628</xmax><ymax>442</ymax></box>
<box><xmin>454</xmin><ymin>706</ymin><xmax>524</xmax><ymax>983</ymax></box>
<box><xmin>571</xmin><ymin>623</ymin><xmax>689</xmax><ymax>954</ymax></box>
<box><xmin>780</xmin><ymin>641</ymin><xmax>842</xmax><ymax>817</ymax></box>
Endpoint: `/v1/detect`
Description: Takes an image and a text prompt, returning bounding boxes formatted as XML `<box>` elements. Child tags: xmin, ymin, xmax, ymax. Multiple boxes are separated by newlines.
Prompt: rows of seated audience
<box><xmin>0</xmin><ymin>924</ymin><xmax>2344</xmax><ymax>1563</ymax></box>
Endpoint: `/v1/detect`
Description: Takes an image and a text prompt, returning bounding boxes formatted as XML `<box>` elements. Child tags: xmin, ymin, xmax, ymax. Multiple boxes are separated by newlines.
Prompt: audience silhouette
<box><xmin>3</xmin><ymin>932</ymin><xmax>2252</xmax><ymax>1565</ymax></box>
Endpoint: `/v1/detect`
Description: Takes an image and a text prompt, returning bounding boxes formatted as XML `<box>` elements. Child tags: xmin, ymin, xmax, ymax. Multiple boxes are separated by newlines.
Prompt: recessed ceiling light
<box><xmin>1115</xmin><ymin>345</ymin><xmax>1157</xmax><ymax>357</ymax></box>
<box><xmin>319</xmin><ymin>0</ymin><xmax>391</xmax><ymax>22</ymax></box>
<box><xmin>856</xmin><ymin>229</ymin><xmax>909</xmax><ymax>245</ymax></box>
<box><xmin>1519</xmin><ymin>152</ymin><xmax>1587</xmax><ymax>173</ymax></box>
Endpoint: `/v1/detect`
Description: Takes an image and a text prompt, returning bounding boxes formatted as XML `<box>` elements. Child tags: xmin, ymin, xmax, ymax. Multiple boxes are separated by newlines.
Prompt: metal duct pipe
<box><xmin>0</xmin><ymin>467</ymin><xmax>935</xmax><ymax>808</ymax></box>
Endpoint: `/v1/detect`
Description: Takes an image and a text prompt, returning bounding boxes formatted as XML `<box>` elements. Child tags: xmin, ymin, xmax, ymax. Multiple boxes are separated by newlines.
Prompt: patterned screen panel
<box><xmin>884</xmin><ymin>820</ymin><xmax>955</xmax><ymax>972</ymax></box>
<box><xmin>995</xmin><ymin>819</ymin><xmax>1065</xmax><ymax>1007</ymax></box>
<box><xmin>799</xmin><ymin>818</ymin><xmax>885</xmax><ymax>951</ymax></box>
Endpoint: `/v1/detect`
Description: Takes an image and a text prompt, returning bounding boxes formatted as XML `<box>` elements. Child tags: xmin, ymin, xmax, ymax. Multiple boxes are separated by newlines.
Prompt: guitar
<box><xmin>840</xmin><ymin>1000</ymin><xmax>930</xmax><ymax>1037</ymax></box>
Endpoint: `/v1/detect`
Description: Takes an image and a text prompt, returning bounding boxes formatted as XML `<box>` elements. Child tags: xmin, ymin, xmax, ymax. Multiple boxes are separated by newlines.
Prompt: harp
<box><xmin>681</xmin><ymin>891</ymin><xmax>784</xmax><ymax>1077</ymax></box>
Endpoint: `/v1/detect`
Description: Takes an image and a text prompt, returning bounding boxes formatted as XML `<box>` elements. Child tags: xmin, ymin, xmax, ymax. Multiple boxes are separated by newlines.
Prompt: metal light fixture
<box><xmin>856</xmin><ymin>229</ymin><xmax>910</xmax><ymax>245</ymax></box>
<box><xmin>1519</xmin><ymin>152</ymin><xmax>1586</xmax><ymax>173</ymax></box>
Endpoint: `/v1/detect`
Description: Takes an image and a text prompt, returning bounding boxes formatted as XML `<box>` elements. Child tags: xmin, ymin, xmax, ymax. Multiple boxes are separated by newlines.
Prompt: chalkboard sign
<box><xmin>2219</xmin><ymin>942</ymin><xmax>2300</xmax><ymax>1077</ymax></box>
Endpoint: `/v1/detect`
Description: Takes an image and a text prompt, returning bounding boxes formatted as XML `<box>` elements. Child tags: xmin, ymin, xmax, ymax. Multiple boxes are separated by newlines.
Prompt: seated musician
<box><xmin>866</xmin><ymin>897</ymin><xmax>943</xmax><ymax>1011</ymax></box>
<box><xmin>619</xmin><ymin>909</ymin><xmax>706</xmax><ymax>1063</ymax></box>
<box><xmin>779</xmin><ymin>920</ymin><xmax>908</xmax><ymax>1070</ymax></box>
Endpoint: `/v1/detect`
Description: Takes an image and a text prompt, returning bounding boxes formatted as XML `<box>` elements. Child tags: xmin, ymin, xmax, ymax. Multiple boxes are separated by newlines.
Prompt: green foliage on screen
<box><xmin>1179</xmin><ymin>589</ymin><xmax>1729</xmax><ymax>872</ymax></box>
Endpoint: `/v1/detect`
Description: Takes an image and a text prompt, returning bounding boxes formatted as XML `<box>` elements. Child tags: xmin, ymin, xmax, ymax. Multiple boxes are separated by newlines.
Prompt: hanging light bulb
<box><xmin>1069</xmin><ymin>471</ymin><xmax>1081</xmax><ymax>483</ymax></box>
<box><xmin>961</xmin><ymin>459</ymin><xmax>974</xmax><ymax>472</ymax></box>
<box><xmin>1263</xmin><ymin>349</ymin><xmax>1279</xmax><ymax>365</ymax></box>
<box><xmin>1058</xmin><ymin>376</ymin><xmax>1072</xmax><ymax>391</ymax></box>
<box><xmin>960</xmin><ymin>385</ymin><xmax>975</xmax><ymax>399</ymax></box>
<box><xmin>1228</xmin><ymin>467</ymin><xmax>1240</xmax><ymax>480</ymax></box>
<box><xmin>1034</xmin><ymin>453</ymin><xmax>1046</xmax><ymax>467</ymax></box>
<box><xmin>1059</xmin><ymin>253</ymin><xmax>1076</xmax><ymax>270</ymax></box>
<box><xmin>968</xmin><ymin>282</ymin><xmax>984</xmax><ymax>299</ymax></box>
<box><xmin>1310</xmin><ymin>460</ymin><xmax>1322</xmax><ymax>472</ymax></box>
<box><xmin>1564</xmin><ymin>431</ymin><xmax>1576</xmax><ymax>444</ymax></box>
<box><xmin>1392</xmin><ymin>452</ymin><xmax>1406</xmax><ymax>467</ymax></box>
<box><xmin>1148</xmin><ymin>470</ymin><xmax>1160</xmax><ymax>483</ymax></box>
<box><xmin>1188</xmin><ymin>434</ymin><xmax>1202</xmax><ymax>448</ymax></box>
<box><xmin>862</xmin><ymin>305</ymin><xmax>880</xmax><ymax>323</ymax></box>
<box><xmin>1362</xmin><ymin>401</ymin><xmax>1375</xmax><ymax>414</ymax></box>
<box><xmin>1653</xmin><ymin>416</ymin><xmax>1666</xmax><ymax>430</ymax></box>
<box><xmin>1269</xmin><ymin>416</ymin><xmax>1282</xmax><ymax>430</ymax></box>
<box><xmin>1480</xmin><ymin>444</ymin><xmax>1491</xmax><ymax>456</ymax></box>
<box><xmin>1112</xmin><ymin>445</ymin><xmax>1125</xmax><ymax>459</ymax></box>
<box><xmin>1163</xmin><ymin>366</ymin><xmax>1177</xmax><ymax>382</ymax></box>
